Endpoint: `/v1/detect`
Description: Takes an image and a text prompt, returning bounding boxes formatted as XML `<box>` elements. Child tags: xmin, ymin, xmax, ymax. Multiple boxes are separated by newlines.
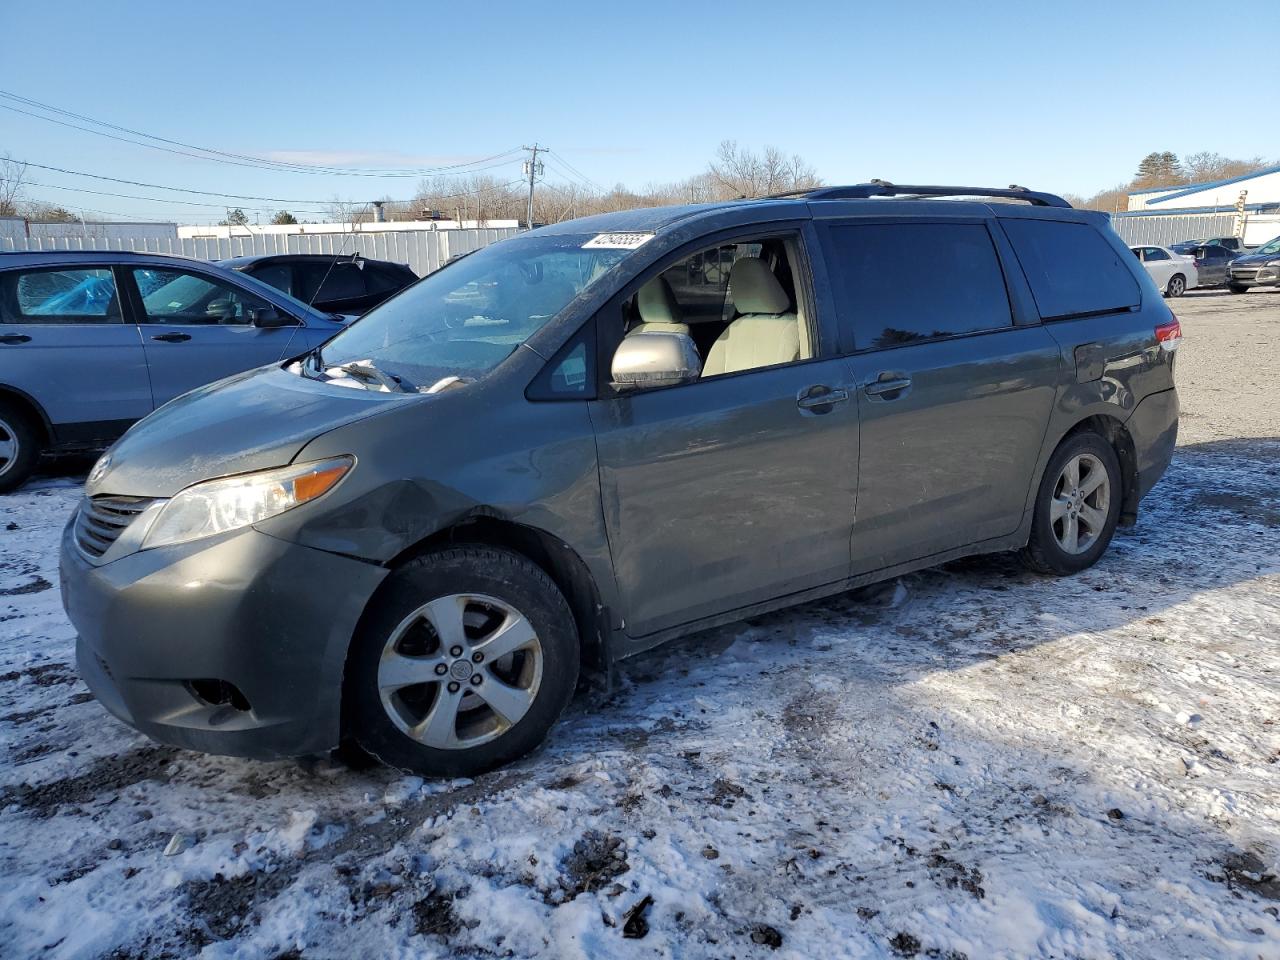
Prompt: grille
<box><xmin>1230</xmin><ymin>268</ymin><xmax>1259</xmax><ymax>280</ymax></box>
<box><xmin>74</xmin><ymin>495</ymin><xmax>155</xmax><ymax>558</ymax></box>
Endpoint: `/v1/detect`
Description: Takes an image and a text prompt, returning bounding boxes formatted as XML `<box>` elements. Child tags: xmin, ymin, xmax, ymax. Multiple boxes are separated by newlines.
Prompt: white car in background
<box><xmin>1130</xmin><ymin>245</ymin><xmax>1197</xmax><ymax>298</ymax></box>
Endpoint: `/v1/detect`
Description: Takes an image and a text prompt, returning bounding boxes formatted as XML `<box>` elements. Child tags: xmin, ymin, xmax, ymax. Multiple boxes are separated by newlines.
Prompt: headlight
<box><xmin>142</xmin><ymin>457</ymin><xmax>353</xmax><ymax>550</ymax></box>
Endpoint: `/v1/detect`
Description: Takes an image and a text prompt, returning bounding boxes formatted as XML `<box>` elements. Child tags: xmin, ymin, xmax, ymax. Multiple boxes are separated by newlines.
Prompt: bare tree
<box><xmin>1181</xmin><ymin>152</ymin><xmax>1272</xmax><ymax>184</ymax></box>
<box><xmin>708</xmin><ymin>140</ymin><xmax>823</xmax><ymax>199</ymax></box>
<box><xmin>0</xmin><ymin>155</ymin><xmax>27</xmax><ymax>218</ymax></box>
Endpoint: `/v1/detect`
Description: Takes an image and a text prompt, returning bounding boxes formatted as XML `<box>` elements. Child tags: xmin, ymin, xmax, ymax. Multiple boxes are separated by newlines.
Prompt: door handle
<box><xmin>863</xmin><ymin>374</ymin><xmax>913</xmax><ymax>400</ymax></box>
<box><xmin>150</xmin><ymin>332</ymin><xmax>191</xmax><ymax>343</ymax></box>
<box><xmin>0</xmin><ymin>334</ymin><xmax>31</xmax><ymax>345</ymax></box>
<box><xmin>796</xmin><ymin>385</ymin><xmax>850</xmax><ymax>412</ymax></box>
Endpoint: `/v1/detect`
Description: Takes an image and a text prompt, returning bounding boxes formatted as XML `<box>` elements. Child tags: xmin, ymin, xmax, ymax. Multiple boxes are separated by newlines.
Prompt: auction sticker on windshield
<box><xmin>582</xmin><ymin>232</ymin><xmax>653</xmax><ymax>250</ymax></box>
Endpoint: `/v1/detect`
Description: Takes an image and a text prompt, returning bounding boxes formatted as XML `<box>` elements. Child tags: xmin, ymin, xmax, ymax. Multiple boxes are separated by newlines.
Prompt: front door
<box><xmin>817</xmin><ymin>219</ymin><xmax>1060</xmax><ymax>573</ymax></box>
<box><xmin>0</xmin><ymin>265</ymin><xmax>151</xmax><ymax>434</ymax></box>
<box><xmin>124</xmin><ymin>265</ymin><xmax>304</xmax><ymax>405</ymax></box>
<box><xmin>589</xmin><ymin>230</ymin><xmax>858</xmax><ymax>638</ymax></box>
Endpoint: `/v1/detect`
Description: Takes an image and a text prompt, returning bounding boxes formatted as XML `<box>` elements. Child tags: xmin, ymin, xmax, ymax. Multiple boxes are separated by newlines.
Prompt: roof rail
<box><xmin>772</xmin><ymin>181</ymin><xmax>1071</xmax><ymax>208</ymax></box>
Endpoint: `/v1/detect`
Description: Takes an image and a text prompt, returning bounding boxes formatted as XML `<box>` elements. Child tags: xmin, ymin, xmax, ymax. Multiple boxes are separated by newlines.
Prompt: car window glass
<box><xmin>619</xmin><ymin>235</ymin><xmax>814</xmax><ymax>380</ymax></box>
<box><xmin>823</xmin><ymin>222</ymin><xmax>1011</xmax><ymax>350</ymax></box>
<box><xmin>131</xmin><ymin>267</ymin><xmax>271</xmax><ymax>325</ymax></box>
<box><xmin>365</xmin><ymin>263</ymin><xmax>412</xmax><ymax>295</ymax></box>
<box><xmin>251</xmin><ymin>263</ymin><xmax>295</xmax><ymax>296</ymax></box>
<box><xmin>1145</xmin><ymin>247</ymin><xmax>1169</xmax><ymax>261</ymax></box>
<box><xmin>319</xmin><ymin>233</ymin><xmax>630</xmax><ymax>387</ymax></box>
<box><xmin>299</xmin><ymin>261</ymin><xmax>366</xmax><ymax>302</ymax></box>
<box><xmin>1002</xmin><ymin>219</ymin><xmax>1141</xmax><ymax>319</ymax></box>
<box><xmin>1</xmin><ymin>268</ymin><xmax>122</xmax><ymax>325</ymax></box>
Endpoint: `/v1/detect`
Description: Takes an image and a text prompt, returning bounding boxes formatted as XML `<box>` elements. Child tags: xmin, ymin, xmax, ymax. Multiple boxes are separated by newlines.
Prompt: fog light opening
<box><xmin>188</xmin><ymin>679</ymin><xmax>252</xmax><ymax>713</ymax></box>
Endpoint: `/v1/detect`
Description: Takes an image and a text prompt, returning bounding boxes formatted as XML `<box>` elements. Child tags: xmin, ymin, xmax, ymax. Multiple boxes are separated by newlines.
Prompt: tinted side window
<box><xmin>1</xmin><ymin>268</ymin><xmax>122</xmax><ymax>325</ymax></box>
<box><xmin>1145</xmin><ymin>247</ymin><xmax>1170</xmax><ymax>261</ymax></box>
<box><xmin>1003</xmin><ymin>219</ymin><xmax>1141</xmax><ymax>319</ymax></box>
<box><xmin>823</xmin><ymin>223</ymin><xmax>1012</xmax><ymax>350</ymax></box>
<box><xmin>365</xmin><ymin>263</ymin><xmax>413</xmax><ymax>295</ymax></box>
<box><xmin>300</xmin><ymin>261</ymin><xmax>366</xmax><ymax>302</ymax></box>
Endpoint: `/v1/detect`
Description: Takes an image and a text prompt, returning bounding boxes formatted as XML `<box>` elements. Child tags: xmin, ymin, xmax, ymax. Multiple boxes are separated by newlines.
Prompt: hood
<box><xmin>90</xmin><ymin>364</ymin><xmax>413</xmax><ymax>498</ymax></box>
<box><xmin>1232</xmin><ymin>251</ymin><xmax>1278</xmax><ymax>265</ymax></box>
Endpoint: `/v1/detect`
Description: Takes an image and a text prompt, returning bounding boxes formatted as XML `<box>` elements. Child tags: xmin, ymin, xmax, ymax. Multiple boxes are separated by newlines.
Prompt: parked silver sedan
<box><xmin>1130</xmin><ymin>245</ymin><xmax>1197</xmax><ymax>298</ymax></box>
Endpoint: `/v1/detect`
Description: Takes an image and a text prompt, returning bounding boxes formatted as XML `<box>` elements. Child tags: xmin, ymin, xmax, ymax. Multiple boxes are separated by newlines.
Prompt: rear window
<box><xmin>822</xmin><ymin>222</ymin><xmax>1012</xmax><ymax>350</ymax></box>
<box><xmin>1002</xmin><ymin>219</ymin><xmax>1140</xmax><ymax>320</ymax></box>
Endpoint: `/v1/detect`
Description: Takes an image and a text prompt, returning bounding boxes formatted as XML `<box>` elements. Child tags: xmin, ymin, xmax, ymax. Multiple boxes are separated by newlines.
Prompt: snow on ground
<box><xmin>0</xmin><ymin>291</ymin><xmax>1278</xmax><ymax>960</ymax></box>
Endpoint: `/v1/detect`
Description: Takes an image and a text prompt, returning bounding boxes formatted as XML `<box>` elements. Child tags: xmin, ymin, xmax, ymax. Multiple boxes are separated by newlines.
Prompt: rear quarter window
<box><xmin>1002</xmin><ymin>219</ymin><xmax>1140</xmax><ymax>320</ymax></box>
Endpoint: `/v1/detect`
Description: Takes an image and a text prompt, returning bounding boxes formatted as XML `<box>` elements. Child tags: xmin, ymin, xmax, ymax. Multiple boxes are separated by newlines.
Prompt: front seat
<box><xmin>702</xmin><ymin>258</ymin><xmax>799</xmax><ymax>376</ymax></box>
<box><xmin>629</xmin><ymin>275</ymin><xmax>689</xmax><ymax>335</ymax></box>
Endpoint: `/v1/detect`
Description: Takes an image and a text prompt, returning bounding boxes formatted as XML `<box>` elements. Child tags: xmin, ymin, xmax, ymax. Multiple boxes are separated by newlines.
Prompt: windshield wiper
<box><xmin>330</xmin><ymin>360</ymin><xmax>415</xmax><ymax>393</ymax></box>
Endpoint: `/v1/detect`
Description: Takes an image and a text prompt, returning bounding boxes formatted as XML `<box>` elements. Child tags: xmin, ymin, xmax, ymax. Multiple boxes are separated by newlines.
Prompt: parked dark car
<box><xmin>0</xmin><ymin>251</ymin><xmax>347</xmax><ymax>492</ymax></box>
<box><xmin>1189</xmin><ymin>244</ymin><xmax>1238</xmax><ymax>287</ymax></box>
<box><xmin>62</xmin><ymin>183</ymin><xmax>1180</xmax><ymax>777</ymax></box>
<box><xmin>1226</xmin><ymin>235</ymin><xmax>1280</xmax><ymax>293</ymax></box>
<box><xmin>1169</xmin><ymin>239</ymin><xmax>1208</xmax><ymax>255</ymax></box>
<box><xmin>221</xmin><ymin>253</ymin><xmax>418</xmax><ymax>316</ymax></box>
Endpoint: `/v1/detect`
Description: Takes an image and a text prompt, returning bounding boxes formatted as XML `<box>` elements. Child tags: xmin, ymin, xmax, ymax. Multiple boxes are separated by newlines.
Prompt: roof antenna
<box><xmin>1008</xmin><ymin>184</ymin><xmax>1029</xmax><ymax>191</ymax></box>
<box><xmin>869</xmin><ymin>178</ymin><xmax>894</xmax><ymax>187</ymax></box>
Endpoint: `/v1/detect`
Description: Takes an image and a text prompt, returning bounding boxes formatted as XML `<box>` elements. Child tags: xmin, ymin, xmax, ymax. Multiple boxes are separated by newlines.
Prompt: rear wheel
<box><xmin>1165</xmin><ymin>274</ymin><xmax>1186</xmax><ymax>298</ymax></box>
<box><xmin>0</xmin><ymin>400</ymin><xmax>41</xmax><ymax>494</ymax></box>
<box><xmin>346</xmin><ymin>546</ymin><xmax>579</xmax><ymax>777</ymax></box>
<box><xmin>1227</xmin><ymin>283</ymin><xmax>1249</xmax><ymax>295</ymax></box>
<box><xmin>1021</xmin><ymin>432</ymin><xmax>1122</xmax><ymax>576</ymax></box>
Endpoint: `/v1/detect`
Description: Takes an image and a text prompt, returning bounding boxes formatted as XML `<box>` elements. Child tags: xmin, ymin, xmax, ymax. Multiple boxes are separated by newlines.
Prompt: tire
<box><xmin>0</xmin><ymin>399</ymin><xmax>42</xmax><ymax>494</ymax></box>
<box><xmin>1227</xmin><ymin>283</ymin><xmax>1249</xmax><ymax>295</ymax></box>
<box><xmin>346</xmin><ymin>545</ymin><xmax>579</xmax><ymax>777</ymax></box>
<box><xmin>1165</xmin><ymin>274</ymin><xmax>1186</xmax><ymax>298</ymax></box>
<box><xmin>1020</xmin><ymin>431</ymin><xmax>1122</xmax><ymax>576</ymax></box>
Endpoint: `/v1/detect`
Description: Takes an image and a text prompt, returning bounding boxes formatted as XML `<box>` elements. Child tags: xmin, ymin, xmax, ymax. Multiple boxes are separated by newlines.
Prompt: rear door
<box><xmin>0</xmin><ymin>265</ymin><xmax>151</xmax><ymax>435</ymax></box>
<box><xmin>816</xmin><ymin>218</ymin><xmax>1060</xmax><ymax>572</ymax></box>
<box><xmin>1140</xmin><ymin>247</ymin><xmax>1174</xmax><ymax>288</ymax></box>
<box><xmin>124</xmin><ymin>264</ymin><xmax>304</xmax><ymax>405</ymax></box>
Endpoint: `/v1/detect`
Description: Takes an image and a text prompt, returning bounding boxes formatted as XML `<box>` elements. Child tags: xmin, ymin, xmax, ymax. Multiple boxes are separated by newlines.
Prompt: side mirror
<box><xmin>610</xmin><ymin>331</ymin><xmax>702</xmax><ymax>391</ymax></box>
<box><xmin>250</xmin><ymin>306</ymin><xmax>290</xmax><ymax>328</ymax></box>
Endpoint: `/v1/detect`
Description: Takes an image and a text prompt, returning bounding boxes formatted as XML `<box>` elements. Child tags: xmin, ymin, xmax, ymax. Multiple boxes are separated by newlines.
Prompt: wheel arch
<box><xmin>377</xmin><ymin>515</ymin><xmax>613</xmax><ymax>676</ymax></box>
<box><xmin>1053</xmin><ymin>413</ymin><xmax>1139</xmax><ymax>526</ymax></box>
<box><xmin>0</xmin><ymin>383</ymin><xmax>54</xmax><ymax>445</ymax></box>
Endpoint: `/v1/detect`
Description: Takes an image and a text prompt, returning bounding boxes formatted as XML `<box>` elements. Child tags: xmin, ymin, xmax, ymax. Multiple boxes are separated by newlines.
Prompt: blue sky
<box><xmin>1</xmin><ymin>0</ymin><xmax>1268</xmax><ymax>223</ymax></box>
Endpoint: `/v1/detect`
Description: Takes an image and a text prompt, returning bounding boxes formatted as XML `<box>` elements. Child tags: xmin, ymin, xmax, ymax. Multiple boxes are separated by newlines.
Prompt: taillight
<box><xmin>1155</xmin><ymin>317</ymin><xmax>1182</xmax><ymax>352</ymax></box>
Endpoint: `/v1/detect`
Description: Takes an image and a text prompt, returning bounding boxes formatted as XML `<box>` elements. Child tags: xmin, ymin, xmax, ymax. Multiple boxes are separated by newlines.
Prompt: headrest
<box><xmin>729</xmin><ymin>258</ymin><xmax>790</xmax><ymax>315</ymax></box>
<box><xmin>636</xmin><ymin>275</ymin><xmax>683</xmax><ymax>325</ymax></box>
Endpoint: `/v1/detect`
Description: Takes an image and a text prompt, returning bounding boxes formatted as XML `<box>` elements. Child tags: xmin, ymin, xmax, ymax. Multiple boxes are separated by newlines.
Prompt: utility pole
<box><xmin>522</xmin><ymin>143</ymin><xmax>545</xmax><ymax>230</ymax></box>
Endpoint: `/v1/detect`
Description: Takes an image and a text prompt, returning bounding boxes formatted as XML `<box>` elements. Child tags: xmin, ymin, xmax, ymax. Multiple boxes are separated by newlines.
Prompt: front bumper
<box><xmin>1129</xmin><ymin>387</ymin><xmax>1178</xmax><ymax>501</ymax></box>
<box><xmin>1229</xmin><ymin>266</ymin><xmax>1280</xmax><ymax>288</ymax></box>
<box><xmin>60</xmin><ymin>519</ymin><xmax>387</xmax><ymax>759</ymax></box>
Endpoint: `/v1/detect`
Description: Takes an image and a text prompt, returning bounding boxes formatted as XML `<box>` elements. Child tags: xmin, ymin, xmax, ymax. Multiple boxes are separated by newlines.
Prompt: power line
<box><xmin>15</xmin><ymin>159</ymin><xmax>525</xmax><ymax>206</ymax></box>
<box><xmin>546</xmin><ymin>150</ymin><xmax>605</xmax><ymax>192</ymax></box>
<box><xmin>0</xmin><ymin>89</ymin><xmax>524</xmax><ymax>178</ymax></box>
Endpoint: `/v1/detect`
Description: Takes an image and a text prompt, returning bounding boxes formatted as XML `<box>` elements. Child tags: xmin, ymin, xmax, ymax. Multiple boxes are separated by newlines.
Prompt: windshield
<box><xmin>1253</xmin><ymin>236</ymin><xmax>1280</xmax><ymax>256</ymax></box>
<box><xmin>317</xmin><ymin>233</ymin><xmax>633</xmax><ymax>386</ymax></box>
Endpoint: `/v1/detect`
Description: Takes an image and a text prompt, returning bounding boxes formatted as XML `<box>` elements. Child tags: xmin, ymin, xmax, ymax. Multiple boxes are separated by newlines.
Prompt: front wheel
<box><xmin>1165</xmin><ymin>274</ymin><xmax>1186</xmax><ymax>298</ymax></box>
<box><xmin>1227</xmin><ymin>283</ymin><xmax>1249</xmax><ymax>295</ymax></box>
<box><xmin>1021</xmin><ymin>432</ymin><xmax>1122</xmax><ymax>576</ymax></box>
<box><xmin>346</xmin><ymin>546</ymin><xmax>579</xmax><ymax>777</ymax></box>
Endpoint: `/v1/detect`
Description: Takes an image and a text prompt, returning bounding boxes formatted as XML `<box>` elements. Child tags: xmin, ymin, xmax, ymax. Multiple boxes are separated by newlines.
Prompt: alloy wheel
<box><xmin>376</xmin><ymin>593</ymin><xmax>543</xmax><ymax>749</ymax></box>
<box><xmin>0</xmin><ymin>417</ymin><xmax>18</xmax><ymax>478</ymax></box>
<box><xmin>1050</xmin><ymin>453</ymin><xmax>1110</xmax><ymax>554</ymax></box>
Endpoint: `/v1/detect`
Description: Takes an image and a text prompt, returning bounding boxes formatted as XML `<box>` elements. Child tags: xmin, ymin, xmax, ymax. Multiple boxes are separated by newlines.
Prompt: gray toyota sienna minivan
<box><xmin>60</xmin><ymin>183</ymin><xmax>1181</xmax><ymax>776</ymax></box>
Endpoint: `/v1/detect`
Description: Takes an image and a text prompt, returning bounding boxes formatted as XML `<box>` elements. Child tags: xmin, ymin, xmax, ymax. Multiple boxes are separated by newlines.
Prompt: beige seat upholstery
<box><xmin>629</xmin><ymin>275</ymin><xmax>689</xmax><ymax>336</ymax></box>
<box><xmin>702</xmin><ymin>258</ymin><xmax>800</xmax><ymax>376</ymax></box>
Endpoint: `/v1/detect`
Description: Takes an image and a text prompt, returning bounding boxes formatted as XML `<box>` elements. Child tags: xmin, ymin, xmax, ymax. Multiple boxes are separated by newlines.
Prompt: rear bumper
<box><xmin>61</xmin><ymin>519</ymin><xmax>387</xmax><ymax>759</ymax></box>
<box><xmin>1129</xmin><ymin>388</ymin><xmax>1178</xmax><ymax>501</ymax></box>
